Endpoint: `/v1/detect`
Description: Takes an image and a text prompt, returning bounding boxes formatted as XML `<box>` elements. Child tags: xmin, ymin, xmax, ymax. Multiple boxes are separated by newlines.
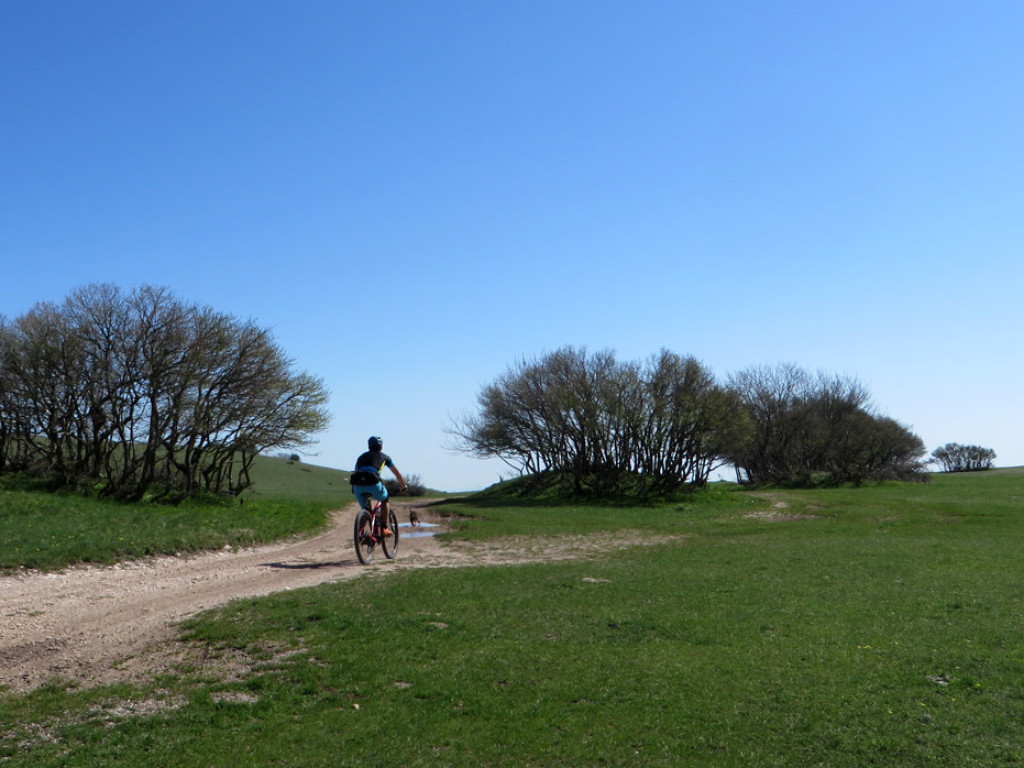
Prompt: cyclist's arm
<box><xmin>389</xmin><ymin>464</ymin><xmax>408</xmax><ymax>492</ymax></box>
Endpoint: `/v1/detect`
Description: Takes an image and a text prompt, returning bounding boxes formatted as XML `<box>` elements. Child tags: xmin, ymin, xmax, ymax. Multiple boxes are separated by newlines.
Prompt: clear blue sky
<box><xmin>3</xmin><ymin>1</ymin><xmax>1022</xmax><ymax>490</ymax></box>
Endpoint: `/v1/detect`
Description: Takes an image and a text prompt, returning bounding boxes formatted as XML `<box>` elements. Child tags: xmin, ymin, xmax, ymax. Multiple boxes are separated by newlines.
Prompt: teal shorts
<box><xmin>353</xmin><ymin>483</ymin><xmax>388</xmax><ymax>510</ymax></box>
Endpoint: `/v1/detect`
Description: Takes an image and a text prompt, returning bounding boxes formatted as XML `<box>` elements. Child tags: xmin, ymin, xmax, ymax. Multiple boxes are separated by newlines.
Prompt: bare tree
<box><xmin>447</xmin><ymin>346</ymin><xmax>744</xmax><ymax>494</ymax></box>
<box><xmin>930</xmin><ymin>443</ymin><xmax>996</xmax><ymax>472</ymax></box>
<box><xmin>0</xmin><ymin>284</ymin><xmax>330</xmax><ymax>500</ymax></box>
<box><xmin>636</xmin><ymin>350</ymin><xmax>747</xmax><ymax>491</ymax></box>
<box><xmin>725</xmin><ymin>363</ymin><xmax>926</xmax><ymax>486</ymax></box>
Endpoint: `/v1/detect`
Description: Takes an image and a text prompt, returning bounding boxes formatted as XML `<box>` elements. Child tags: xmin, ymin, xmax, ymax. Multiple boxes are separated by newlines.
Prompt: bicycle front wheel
<box><xmin>354</xmin><ymin>508</ymin><xmax>375</xmax><ymax>564</ymax></box>
<box><xmin>381</xmin><ymin>509</ymin><xmax>399</xmax><ymax>559</ymax></box>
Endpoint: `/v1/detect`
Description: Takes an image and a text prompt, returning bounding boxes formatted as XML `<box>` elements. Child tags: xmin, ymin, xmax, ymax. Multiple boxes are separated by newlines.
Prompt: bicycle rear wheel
<box><xmin>381</xmin><ymin>509</ymin><xmax>399</xmax><ymax>559</ymax></box>
<box><xmin>354</xmin><ymin>508</ymin><xmax>375</xmax><ymax>564</ymax></box>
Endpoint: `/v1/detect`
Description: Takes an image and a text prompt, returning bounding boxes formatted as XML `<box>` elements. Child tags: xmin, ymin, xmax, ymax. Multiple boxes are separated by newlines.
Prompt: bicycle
<box><xmin>353</xmin><ymin>494</ymin><xmax>399</xmax><ymax>564</ymax></box>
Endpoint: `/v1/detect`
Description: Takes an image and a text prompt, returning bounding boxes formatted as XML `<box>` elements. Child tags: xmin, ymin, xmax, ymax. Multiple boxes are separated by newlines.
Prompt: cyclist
<box><xmin>351</xmin><ymin>436</ymin><xmax>408</xmax><ymax>532</ymax></box>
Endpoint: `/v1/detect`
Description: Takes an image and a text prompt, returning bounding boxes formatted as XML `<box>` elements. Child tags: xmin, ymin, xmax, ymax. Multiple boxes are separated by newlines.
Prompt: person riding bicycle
<box><xmin>351</xmin><ymin>436</ymin><xmax>407</xmax><ymax>532</ymax></box>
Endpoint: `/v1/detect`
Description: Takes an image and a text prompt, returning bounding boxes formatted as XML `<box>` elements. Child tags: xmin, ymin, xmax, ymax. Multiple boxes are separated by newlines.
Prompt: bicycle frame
<box><xmin>353</xmin><ymin>493</ymin><xmax>399</xmax><ymax>564</ymax></box>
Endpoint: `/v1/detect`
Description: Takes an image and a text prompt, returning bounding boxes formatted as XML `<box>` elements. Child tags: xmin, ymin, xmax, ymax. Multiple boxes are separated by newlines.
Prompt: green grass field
<box><xmin>243</xmin><ymin>455</ymin><xmax>356</xmax><ymax>501</ymax></box>
<box><xmin>0</xmin><ymin>455</ymin><xmax>351</xmax><ymax>571</ymax></box>
<box><xmin>1</xmin><ymin>468</ymin><xmax>1023</xmax><ymax>766</ymax></box>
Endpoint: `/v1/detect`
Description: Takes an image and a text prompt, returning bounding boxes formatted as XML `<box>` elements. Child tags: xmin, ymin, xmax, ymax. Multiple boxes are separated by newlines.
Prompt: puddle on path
<box><xmin>398</xmin><ymin>522</ymin><xmax>440</xmax><ymax>539</ymax></box>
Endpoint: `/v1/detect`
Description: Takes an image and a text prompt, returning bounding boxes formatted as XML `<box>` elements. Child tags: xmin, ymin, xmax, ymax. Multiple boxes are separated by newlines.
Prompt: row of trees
<box><xmin>930</xmin><ymin>443</ymin><xmax>997</xmax><ymax>473</ymax></box>
<box><xmin>449</xmin><ymin>348</ymin><xmax>748</xmax><ymax>494</ymax></box>
<box><xmin>727</xmin><ymin>363</ymin><xmax>927</xmax><ymax>485</ymax></box>
<box><xmin>0</xmin><ymin>284</ymin><xmax>330</xmax><ymax>501</ymax></box>
<box><xmin>449</xmin><ymin>347</ymin><xmax>929</xmax><ymax>493</ymax></box>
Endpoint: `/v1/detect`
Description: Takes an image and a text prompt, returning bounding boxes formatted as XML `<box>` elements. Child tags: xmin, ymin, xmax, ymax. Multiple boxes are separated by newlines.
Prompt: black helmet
<box><xmin>368</xmin><ymin>436</ymin><xmax>383</xmax><ymax>451</ymax></box>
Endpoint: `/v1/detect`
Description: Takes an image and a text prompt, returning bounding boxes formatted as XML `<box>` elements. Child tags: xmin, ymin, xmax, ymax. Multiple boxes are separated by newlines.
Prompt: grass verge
<box><xmin>0</xmin><ymin>489</ymin><xmax>333</xmax><ymax>572</ymax></box>
<box><xmin>0</xmin><ymin>455</ymin><xmax>356</xmax><ymax>572</ymax></box>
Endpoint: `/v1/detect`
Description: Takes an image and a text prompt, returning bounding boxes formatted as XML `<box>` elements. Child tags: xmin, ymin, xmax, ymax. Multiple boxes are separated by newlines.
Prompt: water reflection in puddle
<box><xmin>398</xmin><ymin>521</ymin><xmax>440</xmax><ymax>539</ymax></box>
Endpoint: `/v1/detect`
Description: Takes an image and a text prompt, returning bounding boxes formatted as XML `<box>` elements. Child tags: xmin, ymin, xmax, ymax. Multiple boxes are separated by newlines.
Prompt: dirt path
<box><xmin>1</xmin><ymin>500</ymin><xmax>647</xmax><ymax>694</ymax></box>
<box><xmin>0</xmin><ymin>501</ymin><xmax>445</xmax><ymax>693</ymax></box>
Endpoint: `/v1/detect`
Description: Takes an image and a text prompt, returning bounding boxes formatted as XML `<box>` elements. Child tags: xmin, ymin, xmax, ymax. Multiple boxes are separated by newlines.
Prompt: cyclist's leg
<box><xmin>353</xmin><ymin>484</ymin><xmax>386</xmax><ymax>511</ymax></box>
<box><xmin>367</xmin><ymin>482</ymin><xmax>390</xmax><ymax>517</ymax></box>
<box><xmin>375</xmin><ymin>482</ymin><xmax>392</xmax><ymax>532</ymax></box>
<box><xmin>353</xmin><ymin>483</ymin><xmax>390</xmax><ymax>532</ymax></box>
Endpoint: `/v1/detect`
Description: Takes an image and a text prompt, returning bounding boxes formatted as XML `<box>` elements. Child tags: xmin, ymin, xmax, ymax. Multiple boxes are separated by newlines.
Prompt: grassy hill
<box><xmin>245</xmin><ymin>454</ymin><xmax>354</xmax><ymax>500</ymax></box>
<box><xmin>0</xmin><ymin>455</ymin><xmax>355</xmax><ymax>572</ymax></box>
<box><xmin>0</xmin><ymin>454</ymin><xmax>436</xmax><ymax>572</ymax></box>
<box><xmin>247</xmin><ymin>454</ymin><xmax>438</xmax><ymax>500</ymax></box>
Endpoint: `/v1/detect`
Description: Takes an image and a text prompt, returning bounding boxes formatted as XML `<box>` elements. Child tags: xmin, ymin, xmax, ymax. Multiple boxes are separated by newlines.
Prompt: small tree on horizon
<box><xmin>930</xmin><ymin>443</ymin><xmax>996</xmax><ymax>472</ymax></box>
<box><xmin>385</xmin><ymin>473</ymin><xmax>426</xmax><ymax>497</ymax></box>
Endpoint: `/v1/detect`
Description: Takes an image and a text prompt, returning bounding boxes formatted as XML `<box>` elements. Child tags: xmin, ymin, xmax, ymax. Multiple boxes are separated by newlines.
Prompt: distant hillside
<box><xmin>246</xmin><ymin>455</ymin><xmax>444</xmax><ymax>500</ymax></box>
<box><xmin>246</xmin><ymin>455</ymin><xmax>354</xmax><ymax>501</ymax></box>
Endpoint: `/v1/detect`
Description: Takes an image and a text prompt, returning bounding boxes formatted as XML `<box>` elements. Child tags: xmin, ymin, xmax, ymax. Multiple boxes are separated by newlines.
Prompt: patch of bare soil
<box><xmin>741</xmin><ymin>493</ymin><xmax>823</xmax><ymax>523</ymax></box>
<box><xmin>0</xmin><ymin>501</ymin><xmax>667</xmax><ymax>694</ymax></box>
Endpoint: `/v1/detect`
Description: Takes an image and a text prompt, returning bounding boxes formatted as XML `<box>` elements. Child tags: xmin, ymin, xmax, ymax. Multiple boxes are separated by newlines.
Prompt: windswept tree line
<box><xmin>0</xmin><ymin>284</ymin><xmax>330</xmax><ymax>501</ymax></box>
<box><xmin>449</xmin><ymin>347</ymin><xmax>929</xmax><ymax>494</ymax></box>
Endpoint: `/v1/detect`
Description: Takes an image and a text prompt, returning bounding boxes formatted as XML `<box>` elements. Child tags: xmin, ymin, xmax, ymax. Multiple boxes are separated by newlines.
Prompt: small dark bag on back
<box><xmin>349</xmin><ymin>470</ymin><xmax>381</xmax><ymax>486</ymax></box>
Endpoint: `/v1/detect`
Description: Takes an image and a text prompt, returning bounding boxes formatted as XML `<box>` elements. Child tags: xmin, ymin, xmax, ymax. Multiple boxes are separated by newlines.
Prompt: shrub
<box><xmin>930</xmin><ymin>443</ymin><xmax>996</xmax><ymax>472</ymax></box>
<box><xmin>386</xmin><ymin>473</ymin><xmax>427</xmax><ymax>497</ymax></box>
